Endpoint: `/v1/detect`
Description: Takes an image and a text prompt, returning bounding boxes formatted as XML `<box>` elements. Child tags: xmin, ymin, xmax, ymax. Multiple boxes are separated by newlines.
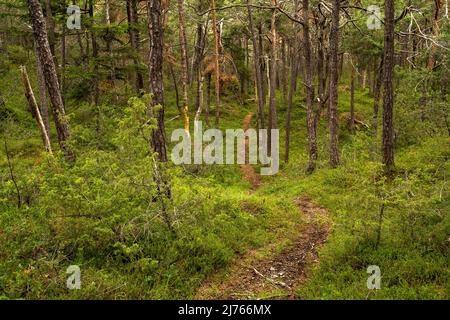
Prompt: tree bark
<box><xmin>268</xmin><ymin>0</ymin><xmax>278</xmax><ymax>142</ymax></box>
<box><xmin>127</xmin><ymin>0</ymin><xmax>144</xmax><ymax>93</ymax></box>
<box><xmin>303</xmin><ymin>0</ymin><xmax>318</xmax><ymax>173</ymax></box>
<box><xmin>350</xmin><ymin>61</ymin><xmax>355</xmax><ymax>134</ymax></box>
<box><xmin>284</xmin><ymin>42</ymin><xmax>298</xmax><ymax>163</ymax></box>
<box><xmin>328</xmin><ymin>0</ymin><xmax>340</xmax><ymax>167</ymax></box>
<box><xmin>34</xmin><ymin>39</ymin><xmax>50</xmax><ymax>137</ymax></box>
<box><xmin>211</xmin><ymin>0</ymin><xmax>221</xmax><ymax>127</ymax></box>
<box><xmin>20</xmin><ymin>66</ymin><xmax>52</xmax><ymax>154</ymax></box>
<box><xmin>177</xmin><ymin>0</ymin><xmax>190</xmax><ymax>133</ymax></box>
<box><xmin>147</xmin><ymin>0</ymin><xmax>168</xmax><ymax>162</ymax></box>
<box><xmin>28</xmin><ymin>0</ymin><xmax>74</xmax><ymax>161</ymax></box>
<box><xmin>247</xmin><ymin>0</ymin><xmax>266</xmax><ymax>130</ymax></box>
<box><xmin>382</xmin><ymin>0</ymin><xmax>395</xmax><ymax>170</ymax></box>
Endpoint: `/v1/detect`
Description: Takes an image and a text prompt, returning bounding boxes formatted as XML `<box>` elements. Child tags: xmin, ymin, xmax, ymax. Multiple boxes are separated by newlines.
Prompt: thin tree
<box><xmin>211</xmin><ymin>0</ymin><xmax>221</xmax><ymax>127</ymax></box>
<box><xmin>147</xmin><ymin>0</ymin><xmax>168</xmax><ymax>162</ymax></box>
<box><xmin>126</xmin><ymin>0</ymin><xmax>144</xmax><ymax>93</ymax></box>
<box><xmin>27</xmin><ymin>0</ymin><xmax>75</xmax><ymax>161</ymax></box>
<box><xmin>177</xmin><ymin>0</ymin><xmax>190</xmax><ymax>133</ymax></box>
<box><xmin>20</xmin><ymin>65</ymin><xmax>52</xmax><ymax>154</ymax></box>
<box><xmin>268</xmin><ymin>0</ymin><xmax>278</xmax><ymax>152</ymax></box>
<box><xmin>302</xmin><ymin>0</ymin><xmax>317</xmax><ymax>173</ymax></box>
<box><xmin>382</xmin><ymin>0</ymin><xmax>395</xmax><ymax>170</ymax></box>
<box><xmin>247</xmin><ymin>0</ymin><xmax>265</xmax><ymax>130</ymax></box>
<box><xmin>328</xmin><ymin>0</ymin><xmax>340</xmax><ymax>167</ymax></box>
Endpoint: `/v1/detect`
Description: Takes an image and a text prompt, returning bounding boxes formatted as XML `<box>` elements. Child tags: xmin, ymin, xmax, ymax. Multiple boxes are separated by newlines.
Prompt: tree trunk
<box><xmin>126</xmin><ymin>0</ymin><xmax>144</xmax><ymax>93</ymax></box>
<box><xmin>168</xmin><ymin>60</ymin><xmax>182</xmax><ymax>116</ymax></box>
<box><xmin>28</xmin><ymin>0</ymin><xmax>74</xmax><ymax>161</ymax></box>
<box><xmin>328</xmin><ymin>0</ymin><xmax>340</xmax><ymax>167</ymax></box>
<box><xmin>211</xmin><ymin>0</ymin><xmax>221</xmax><ymax>127</ymax></box>
<box><xmin>247</xmin><ymin>0</ymin><xmax>266</xmax><ymax>130</ymax></box>
<box><xmin>382</xmin><ymin>0</ymin><xmax>395</xmax><ymax>170</ymax></box>
<box><xmin>284</xmin><ymin>43</ymin><xmax>298</xmax><ymax>163</ymax></box>
<box><xmin>268</xmin><ymin>0</ymin><xmax>278</xmax><ymax>153</ymax></box>
<box><xmin>177</xmin><ymin>0</ymin><xmax>190</xmax><ymax>133</ymax></box>
<box><xmin>206</xmin><ymin>72</ymin><xmax>211</xmax><ymax>126</ymax></box>
<box><xmin>427</xmin><ymin>0</ymin><xmax>443</xmax><ymax>69</ymax></box>
<box><xmin>257</xmin><ymin>23</ymin><xmax>266</xmax><ymax>114</ymax></box>
<box><xmin>350</xmin><ymin>62</ymin><xmax>355</xmax><ymax>134</ymax></box>
<box><xmin>34</xmin><ymin>40</ymin><xmax>50</xmax><ymax>137</ymax></box>
<box><xmin>147</xmin><ymin>0</ymin><xmax>168</xmax><ymax>162</ymax></box>
<box><xmin>20</xmin><ymin>66</ymin><xmax>52</xmax><ymax>154</ymax></box>
<box><xmin>303</xmin><ymin>0</ymin><xmax>317</xmax><ymax>173</ymax></box>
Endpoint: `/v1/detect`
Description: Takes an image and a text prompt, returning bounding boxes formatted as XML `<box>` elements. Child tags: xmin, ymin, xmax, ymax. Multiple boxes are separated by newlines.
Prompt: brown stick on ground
<box><xmin>20</xmin><ymin>65</ymin><xmax>52</xmax><ymax>154</ymax></box>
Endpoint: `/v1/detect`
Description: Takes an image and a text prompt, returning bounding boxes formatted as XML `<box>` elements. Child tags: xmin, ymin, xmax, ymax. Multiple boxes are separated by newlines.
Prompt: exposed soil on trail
<box><xmin>196</xmin><ymin>196</ymin><xmax>329</xmax><ymax>300</ymax></box>
<box><xmin>241</xmin><ymin>113</ymin><xmax>261</xmax><ymax>189</ymax></box>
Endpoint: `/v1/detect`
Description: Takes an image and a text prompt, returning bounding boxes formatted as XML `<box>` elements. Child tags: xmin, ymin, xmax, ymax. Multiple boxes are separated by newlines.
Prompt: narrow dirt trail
<box><xmin>240</xmin><ymin>113</ymin><xmax>261</xmax><ymax>189</ymax></box>
<box><xmin>196</xmin><ymin>114</ymin><xmax>330</xmax><ymax>300</ymax></box>
<box><xmin>196</xmin><ymin>196</ymin><xmax>329</xmax><ymax>300</ymax></box>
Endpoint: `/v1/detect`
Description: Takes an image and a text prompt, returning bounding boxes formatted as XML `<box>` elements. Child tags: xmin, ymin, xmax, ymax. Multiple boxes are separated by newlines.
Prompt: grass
<box><xmin>0</xmin><ymin>61</ymin><xmax>448</xmax><ymax>300</ymax></box>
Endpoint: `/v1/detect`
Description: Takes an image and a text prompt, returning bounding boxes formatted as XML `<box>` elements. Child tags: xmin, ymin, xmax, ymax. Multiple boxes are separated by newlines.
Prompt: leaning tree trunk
<box><xmin>177</xmin><ymin>0</ymin><xmax>190</xmax><ymax>133</ymax></box>
<box><xmin>147</xmin><ymin>0</ymin><xmax>168</xmax><ymax>162</ymax></box>
<box><xmin>328</xmin><ymin>0</ymin><xmax>340</xmax><ymax>167</ymax></box>
<box><xmin>382</xmin><ymin>0</ymin><xmax>395</xmax><ymax>170</ymax></box>
<box><xmin>20</xmin><ymin>66</ymin><xmax>52</xmax><ymax>154</ymax></box>
<box><xmin>27</xmin><ymin>0</ymin><xmax>74</xmax><ymax>161</ymax></box>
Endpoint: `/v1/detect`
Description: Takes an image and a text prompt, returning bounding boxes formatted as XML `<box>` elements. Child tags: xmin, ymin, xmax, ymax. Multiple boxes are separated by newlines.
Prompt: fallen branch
<box><xmin>252</xmin><ymin>267</ymin><xmax>291</xmax><ymax>290</ymax></box>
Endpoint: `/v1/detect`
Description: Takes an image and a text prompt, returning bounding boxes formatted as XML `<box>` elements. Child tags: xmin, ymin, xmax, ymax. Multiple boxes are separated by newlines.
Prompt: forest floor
<box><xmin>196</xmin><ymin>113</ymin><xmax>330</xmax><ymax>300</ymax></box>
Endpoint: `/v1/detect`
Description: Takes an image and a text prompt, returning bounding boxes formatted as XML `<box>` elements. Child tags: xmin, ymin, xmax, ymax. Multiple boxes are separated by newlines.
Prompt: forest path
<box><xmin>195</xmin><ymin>114</ymin><xmax>330</xmax><ymax>300</ymax></box>
<box><xmin>240</xmin><ymin>113</ymin><xmax>261</xmax><ymax>189</ymax></box>
<box><xmin>195</xmin><ymin>196</ymin><xmax>329</xmax><ymax>299</ymax></box>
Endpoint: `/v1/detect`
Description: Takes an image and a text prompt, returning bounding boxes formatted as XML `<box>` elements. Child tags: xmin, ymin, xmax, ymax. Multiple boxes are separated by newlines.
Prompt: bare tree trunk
<box><xmin>350</xmin><ymin>62</ymin><xmax>355</xmax><ymax>134</ymax></box>
<box><xmin>177</xmin><ymin>0</ymin><xmax>190</xmax><ymax>133</ymax></box>
<box><xmin>427</xmin><ymin>0</ymin><xmax>443</xmax><ymax>69</ymax></box>
<box><xmin>127</xmin><ymin>0</ymin><xmax>144</xmax><ymax>93</ymax></box>
<box><xmin>43</xmin><ymin>0</ymin><xmax>56</xmax><ymax>61</ymax></box>
<box><xmin>382</xmin><ymin>0</ymin><xmax>395</xmax><ymax>170</ymax></box>
<box><xmin>211</xmin><ymin>0</ymin><xmax>221</xmax><ymax>127</ymax></box>
<box><xmin>284</xmin><ymin>43</ymin><xmax>298</xmax><ymax>163</ymax></box>
<box><xmin>268</xmin><ymin>0</ymin><xmax>278</xmax><ymax>153</ymax></box>
<box><xmin>371</xmin><ymin>58</ymin><xmax>383</xmax><ymax>159</ymax></box>
<box><xmin>20</xmin><ymin>66</ymin><xmax>52</xmax><ymax>154</ymax></box>
<box><xmin>258</xmin><ymin>23</ymin><xmax>266</xmax><ymax>115</ymax></box>
<box><xmin>328</xmin><ymin>0</ymin><xmax>340</xmax><ymax>167</ymax></box>
<box><xmin>280</xmin><ymin>37</ymin><xmax>287</xmax><ymax>103</ymax></box>
<box><xmin>247</xmin><ymin>0</ymin><xmax>265</xmax><ymax>130</ymax></box>
<box><xmin>34</xmin><ymin>40</ymin><xmax>50</xmax><ymax>137</ymax></box>
<box><xmin>205</xmin><ymin>73</ymin><xmax>211</xmax><ymax>126</ymax></box>
<box><xmin>168</xmin><ymin>60</ymin><xmax>182</xmax><ymax>116</ymax></box>
<box><xmin>147</xmin><ymin>0</ymin><xmax>168</xmax><ymax>162</ymax></box>
<box><xmin>28</xmin><ymin>0</ymin><xmax>74</xmax><ymax>161</ymax></box>
<box><xmin>105</xmin><ymin>0</ymin><xmax>118</xmax><ymax>101</ymax></box>
<box><xmin>303</xmin><ymin>0</ymin><xmax>317</xmax><ymax>173</ymax></box>
<box><xmin>60</xmin><ymin>23</ymin><xmax>66</xmax><ymax>94</ymax></box>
